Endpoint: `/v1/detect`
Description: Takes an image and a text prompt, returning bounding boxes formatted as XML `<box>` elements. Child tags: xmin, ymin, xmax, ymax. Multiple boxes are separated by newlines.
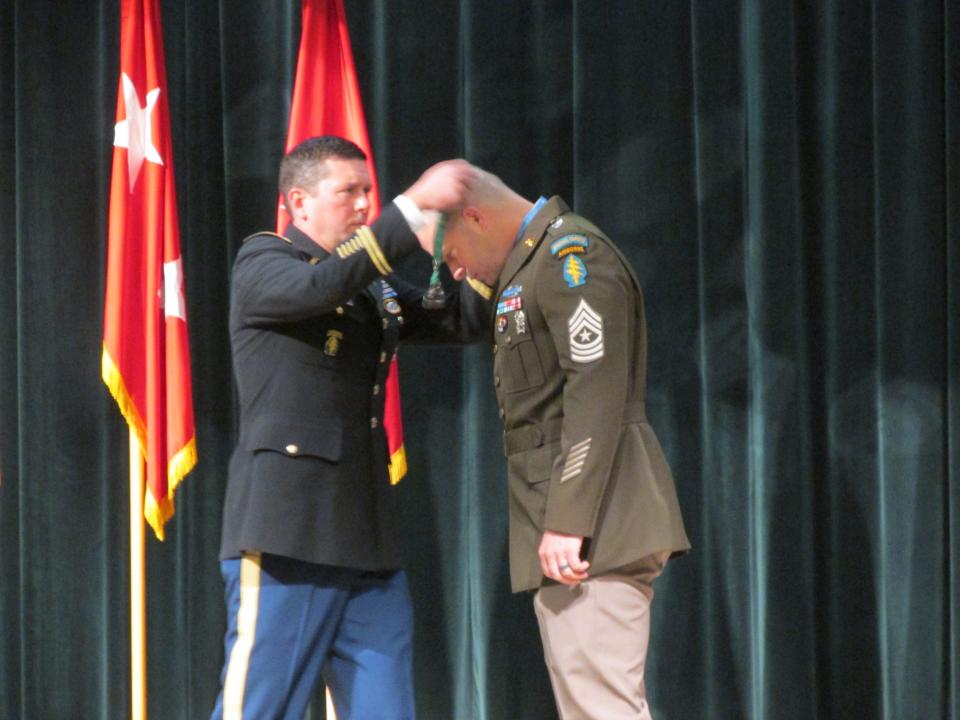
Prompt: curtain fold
<box><xmin>944</xmin><ymin>2</ymin><xmax>959</xmax><ymax>718</ymax></box>
<box><xmin>1</xmin><ymin>1</ymin><xmax>957</xmax><ymax>718</ymax></box>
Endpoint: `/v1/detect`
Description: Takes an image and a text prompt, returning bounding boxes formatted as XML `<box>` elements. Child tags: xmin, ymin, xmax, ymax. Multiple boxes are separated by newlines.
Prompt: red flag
<box><xmin>102</xmin><ymin>0</ymin><xmax>197</xmax><ymax>539</ymax></box>
<box><xmin>282</xmin><ymin>0</ymin><xmax>407</xmax><ymax>484</ymax></box>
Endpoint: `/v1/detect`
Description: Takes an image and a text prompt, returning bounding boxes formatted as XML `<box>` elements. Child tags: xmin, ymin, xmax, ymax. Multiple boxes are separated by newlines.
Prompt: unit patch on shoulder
<box><xmin>562</xmin><ymin>254</ymin><xmax>588</xmax><ymax>288</ymax></box>
<box><xmin>550</xmin><ymin>234</ymin><xmax>589</xmax><ymax>259</ymax></box>
<box><xmin>567</xmin><ymin>298</ymin><xmax>603</xmax><ymax>363</ymax></box>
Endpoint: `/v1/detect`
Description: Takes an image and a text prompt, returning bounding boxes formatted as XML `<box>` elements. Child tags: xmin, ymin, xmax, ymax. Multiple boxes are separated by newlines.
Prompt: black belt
<box><xmin>503</xmin><ymin>401</ymin><xmax>647</xmax><ymax>456</ymax></box>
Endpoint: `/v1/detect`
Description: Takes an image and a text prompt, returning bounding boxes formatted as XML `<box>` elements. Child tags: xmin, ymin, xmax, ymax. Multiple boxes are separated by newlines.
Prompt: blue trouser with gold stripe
<box><xmin>210</xmin><ymin>552</ymin><xmax>415</xmax><ymax>720</ymax></box>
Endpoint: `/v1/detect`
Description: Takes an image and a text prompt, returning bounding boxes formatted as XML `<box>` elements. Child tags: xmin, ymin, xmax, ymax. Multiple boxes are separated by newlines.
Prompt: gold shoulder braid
<box><xmin>466</xmin><ymin>277</ymin><xmax>493</xmax><ymax>300</ymax></box>
<box><xmin>334</xmin><ymin>226</ymin><xmax>392</xmax><ymax>275</ymax></box>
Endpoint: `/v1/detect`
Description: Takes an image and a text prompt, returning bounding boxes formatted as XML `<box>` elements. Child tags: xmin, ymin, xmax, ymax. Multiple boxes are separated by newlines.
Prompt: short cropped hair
<box><xmin>278</xmin><ymin>136</ymin><xmax>367</xmax><ymax>211</ymax></box>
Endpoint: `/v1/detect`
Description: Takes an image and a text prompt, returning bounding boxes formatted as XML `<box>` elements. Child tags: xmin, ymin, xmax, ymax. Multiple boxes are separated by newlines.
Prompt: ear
<box><xmin>462</xmin><ymin>205</ymin><xmax>486</xmax><ymax>233</ymax></box>
<box><xmin>287</xmin><ymin>187</ymin><xmax>308</xmax><ymax>220</ymax></box>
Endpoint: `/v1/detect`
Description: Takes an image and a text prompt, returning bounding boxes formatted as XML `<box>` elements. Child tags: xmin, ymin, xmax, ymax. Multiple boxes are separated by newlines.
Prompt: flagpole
<box><xmin>130</xmin><ymin>429</ymin><xmax>148</xmax><ymax>720</ymax></box>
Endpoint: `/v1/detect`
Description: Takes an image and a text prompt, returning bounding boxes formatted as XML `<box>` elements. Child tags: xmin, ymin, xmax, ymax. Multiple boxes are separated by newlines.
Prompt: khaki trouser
<box><xmin>533</xmin><ymin>551</ymin><xmax>670</xmax><ymax>720</ymax></box>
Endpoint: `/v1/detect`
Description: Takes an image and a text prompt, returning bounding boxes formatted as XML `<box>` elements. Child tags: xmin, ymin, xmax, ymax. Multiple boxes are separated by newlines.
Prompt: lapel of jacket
<box><xmin>495</xmin><ymin>195</ymin><xmax>571</xmax><ymax>294</ymax></box>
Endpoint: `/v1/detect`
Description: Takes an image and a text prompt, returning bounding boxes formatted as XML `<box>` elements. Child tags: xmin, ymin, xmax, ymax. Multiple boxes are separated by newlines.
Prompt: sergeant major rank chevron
<box><xmin>567</xmin><ymin>298</ymin><xmax>604</xmax><ymax>363</ymax></box>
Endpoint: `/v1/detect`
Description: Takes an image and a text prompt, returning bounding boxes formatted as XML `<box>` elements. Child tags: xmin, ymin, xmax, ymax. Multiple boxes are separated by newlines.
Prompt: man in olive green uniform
<box><xmin>441</xmin><ymin>170</ymin><xmax>690</xmax><ymax>720</ymax></box>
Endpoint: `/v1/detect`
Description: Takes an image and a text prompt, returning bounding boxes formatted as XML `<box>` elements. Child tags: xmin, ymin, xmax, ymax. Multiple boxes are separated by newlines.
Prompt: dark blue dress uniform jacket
<box><xmin>220</xmin><ymin>202</ymin><xmax>492</xmax><ymax>570</ymax></box>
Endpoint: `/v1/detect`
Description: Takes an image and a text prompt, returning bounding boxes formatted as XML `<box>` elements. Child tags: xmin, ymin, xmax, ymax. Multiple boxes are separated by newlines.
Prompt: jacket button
<box><xmin>505</xmin><ymin>336</ymin><xmax>512</xmax><ymax>345</ymax></box>
<box><xmin>499</xmin><ymin>407</ymin><xmax>505</xmax><ymax>419</ymax></box>
<box><xmin>492</xmin><ymin>344</ymin><xmax>498</xmax><ymax>355</ymax></box>
<box><xmin>372</xmin><ymin>384</ymin><xmax>380</xmax><ymax>395</ymax></box>
<box><xmin>494</xmin><ymin>375</ymin><xmax>501</xmax><ymax>387</ymax></box>
<box><xmin>285</xmin><ymin>444</ymin><xmax>299</xmax><ymax>455</ymax></box>
<box><xmin>380</xmin><ymin>351</ymin><xmax>388</xmax><ymax>363</ymax></box>
<box><xmin>382</xmin><ymin>318</ymin><xmax>389</xmax><ymax>329</ymax></box>
<box><xmin>370</xmin><ymin>417</ymin><xmax>379</xmax><ymax>428</ymax></box>
<box><xmin>336</xmin><ymin>306</ymin><xmax>344</xmax><ymax>315</ymax></box>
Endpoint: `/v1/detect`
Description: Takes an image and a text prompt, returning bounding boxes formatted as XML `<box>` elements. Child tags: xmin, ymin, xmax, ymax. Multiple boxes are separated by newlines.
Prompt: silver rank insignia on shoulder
<box><xmin>515</xmin><ymin>309</ymin><xmax>527</xmax><ymax>335</ymax></box>
<box><xmin>568</xmin><ymin>298</ymin><xmax>603</xmax><ymax>363</ymax></box>
<box><xmin>324</xmin><ymin>329</ymin><xmax>343</xmax><ymax>357</ymax></box>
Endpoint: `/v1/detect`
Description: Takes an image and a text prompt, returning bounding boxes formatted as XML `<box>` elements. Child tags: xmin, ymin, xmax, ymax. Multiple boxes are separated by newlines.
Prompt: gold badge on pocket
<box><xmin>324</xmin><ymin>330</ymin><xmax>343</xmax><ymax>356</ymax></box>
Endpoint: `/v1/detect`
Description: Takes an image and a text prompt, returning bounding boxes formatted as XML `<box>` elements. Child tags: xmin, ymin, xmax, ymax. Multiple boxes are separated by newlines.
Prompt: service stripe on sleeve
<box><xmin>560</xmin><ymin>438</ymin><xmax>591</xmax><ymax>483</ymax></box>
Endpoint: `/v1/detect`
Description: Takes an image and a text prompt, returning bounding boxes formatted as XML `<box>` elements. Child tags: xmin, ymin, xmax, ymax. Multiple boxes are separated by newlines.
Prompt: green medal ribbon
<box><xmin>422</xmin><ymin>213</ymin><xmax>447</xmax><ymax>309</ymax></box>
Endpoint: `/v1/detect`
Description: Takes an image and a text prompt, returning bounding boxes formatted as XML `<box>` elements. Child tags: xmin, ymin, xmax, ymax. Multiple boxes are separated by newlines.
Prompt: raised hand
<box><xmin>404</xmin><ymin>160</ymin><xmax>476</xmax><ymax>214</ymax></box>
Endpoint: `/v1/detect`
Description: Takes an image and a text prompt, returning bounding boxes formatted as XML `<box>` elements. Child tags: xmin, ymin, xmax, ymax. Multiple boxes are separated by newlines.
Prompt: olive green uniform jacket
<box><xmin>492</xmin><ymin>196</ymin><xmax>690</xmax><ymax>592</ymax></box>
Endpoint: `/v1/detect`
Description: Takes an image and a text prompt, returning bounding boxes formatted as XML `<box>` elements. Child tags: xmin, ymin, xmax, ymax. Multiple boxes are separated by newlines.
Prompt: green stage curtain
<box><xmin>1</xmin><ymin>2</ymin><xmax>957</xmax><ymax>718</ymax></box>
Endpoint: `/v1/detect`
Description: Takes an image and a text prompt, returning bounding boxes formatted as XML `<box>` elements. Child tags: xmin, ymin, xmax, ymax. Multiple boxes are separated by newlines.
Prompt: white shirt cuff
<box><xmin>393</xmin><ymin>194</ymin><xmax>427</xmax><ymax>233</ymax></box>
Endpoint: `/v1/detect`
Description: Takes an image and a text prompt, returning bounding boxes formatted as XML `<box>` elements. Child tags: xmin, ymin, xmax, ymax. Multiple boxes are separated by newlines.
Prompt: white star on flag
<box><xmin>113</xmin><ymin>72</ymin><xmax>164</xmax><ymax>192</ymax></box>
<box><xmin>163</xmin><ymin>257</ymin><xmax>186</xmax><ymax>321</ymax></box>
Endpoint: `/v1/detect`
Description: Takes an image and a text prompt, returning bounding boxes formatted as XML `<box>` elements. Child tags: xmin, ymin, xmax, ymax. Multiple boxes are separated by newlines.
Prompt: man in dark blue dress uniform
<box><xmin>211</xmin><ymin>137</ymin><xmax>491</xmax><ymax>720</ymax></box>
